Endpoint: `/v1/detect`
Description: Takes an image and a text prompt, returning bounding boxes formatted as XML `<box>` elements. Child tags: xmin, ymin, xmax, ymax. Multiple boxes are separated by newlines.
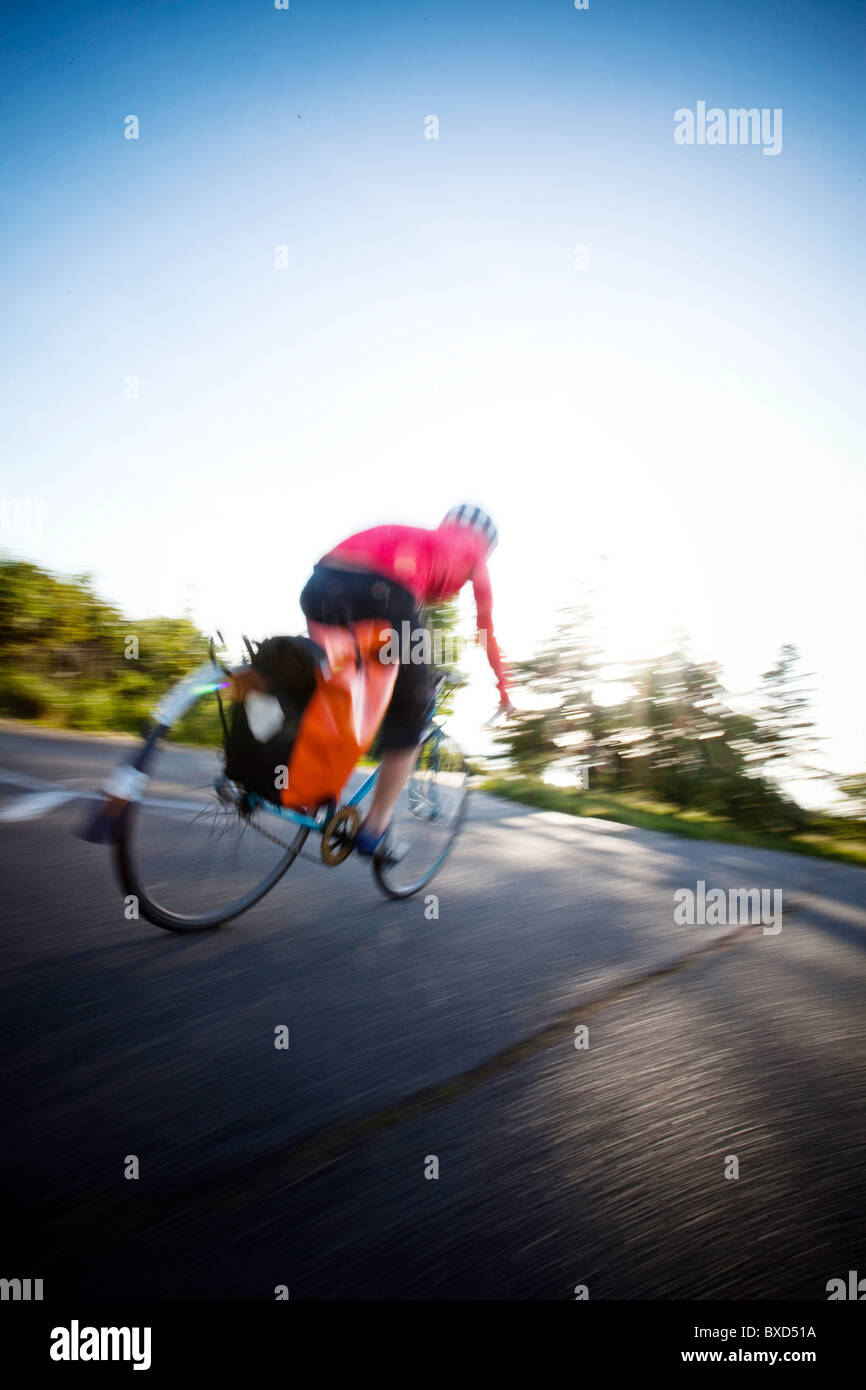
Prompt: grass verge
<box><xmin>483</xmin><ymin>777</ymin><xmax>866</xmax><ymax>869</ymax></box>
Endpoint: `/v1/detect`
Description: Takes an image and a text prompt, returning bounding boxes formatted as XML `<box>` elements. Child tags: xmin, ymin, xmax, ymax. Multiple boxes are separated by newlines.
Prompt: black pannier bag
<box><xmin>223</xmin><ymin>635</ymin><xmax>327</xmax><ymax>804</ymax></box>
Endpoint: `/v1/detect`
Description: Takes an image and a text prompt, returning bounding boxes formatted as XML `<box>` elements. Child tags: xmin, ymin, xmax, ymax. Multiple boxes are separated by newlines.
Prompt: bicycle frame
<box><xmin>246</xmin><ymin>764</ymin><xmax>381</xmax><ymax>833</ymax></box>
<box><xmin>246</xmin><ymin>719</ymin><xmax>445</xmax><ymax>837</ymax></box>
<box><xmin>84</xmin><ymin>650</ymin><xmax>450</xmax><ymax>852</ymax></box>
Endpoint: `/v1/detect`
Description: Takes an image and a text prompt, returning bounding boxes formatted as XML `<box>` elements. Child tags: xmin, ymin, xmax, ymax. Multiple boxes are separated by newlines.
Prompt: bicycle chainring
<box><xmin>320</xmin><ymin>805</ymin><xmax>361</xmax><ymax>865</ymax></box>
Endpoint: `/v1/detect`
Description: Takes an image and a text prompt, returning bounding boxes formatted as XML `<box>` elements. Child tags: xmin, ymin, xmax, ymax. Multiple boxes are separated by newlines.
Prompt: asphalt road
<box><xmin>2</xmin><ymin>723</ymin><xmax>865</xmax><ymax>1299</ymax></box>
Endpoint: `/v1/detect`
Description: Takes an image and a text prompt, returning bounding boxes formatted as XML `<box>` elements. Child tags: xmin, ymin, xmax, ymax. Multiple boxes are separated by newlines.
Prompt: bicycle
<box><xmin>83</xmin><ymin>638</ymin><xmax>470</xmax><ymax>932</ymax></box>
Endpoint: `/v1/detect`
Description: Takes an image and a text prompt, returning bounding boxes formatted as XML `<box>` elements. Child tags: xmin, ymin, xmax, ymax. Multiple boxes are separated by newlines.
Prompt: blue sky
<box><xmin>1</xmin><ymin>0</ymin><xmax>864</xmax><ymax>792</ymax></box>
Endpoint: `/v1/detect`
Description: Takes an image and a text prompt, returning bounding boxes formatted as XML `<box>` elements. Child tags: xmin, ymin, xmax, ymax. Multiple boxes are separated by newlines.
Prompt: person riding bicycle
<box><xmin>299</xmin><ymin>504</ymin><xmax>512</xmax><ymax>856</ymax></box>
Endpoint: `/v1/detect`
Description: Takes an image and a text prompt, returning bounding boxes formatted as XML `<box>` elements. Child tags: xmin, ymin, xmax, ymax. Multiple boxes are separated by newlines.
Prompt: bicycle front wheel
<box><xmin>373</xmin><ymin>728</ymin><xmax>469</xmax><ymax>899</ymax></box>
<box><xmin>115</xmin><ymin>673</ymin><xmax>308</xmax><ymax>930</ymax></box>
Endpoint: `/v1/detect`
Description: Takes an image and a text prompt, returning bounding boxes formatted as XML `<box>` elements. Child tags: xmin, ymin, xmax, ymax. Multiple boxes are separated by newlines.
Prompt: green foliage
<box><xmin>421</xmin><ymin>596</ymin><xmax>464</xmax><ymax>716</ymax></box>
<box><xmin>422</xmin><ymin>597</ymin><xmax>460</xmax><ymax>643</ymax></box>
<box><xmin>0</xmin><ymin>557</ymin><xmax>213</xmax><ymax>738</ymax></box>
<box><xmin>493</xmin><ymin>710</ymin><xmax>560</xmax><ymax>777</ymax></box>
<box><xmin>495</xmin><ymin>608</ymin><xmax>824</xmax><ymax>837</ymax></box>
<box><xmin>171</xmin><ymin>698</ymin><xmax>224</xmax><ymax>748</ymax></box>
<box><xmin>484</xmin><ymin>778</ymin><xmax>866</xmax><ymax>868</ymax></box>
<box><xmin>838</xmin><ymin>773</ymin><xmax>866</xmax><ymax>820</ymax></box>
<box><xmin>0</xmin><ymin>668</ymin><xmax>59</xmax><ymax>719</ymax></box>
<box><xmin>1</xmin><ymin>557</ymin><xmax>856</xmax><ymax>854</ymax></box>
<box><xmin>753</xmin><ymin>644</ymin><xmax>818</xmax><ymax>775</ymax></box>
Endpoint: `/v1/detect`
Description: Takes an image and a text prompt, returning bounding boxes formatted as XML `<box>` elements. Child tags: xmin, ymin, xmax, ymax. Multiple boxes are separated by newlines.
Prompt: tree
<box><xmin>753</xmin><ymin>644</ymin><xmax>819</xmax><ymax>780</ymax></box>
<box><xmin>492</xmin><ymin>710</ymin><xmax>561</xmax><ymax>778</ymax></box>
<box><xmin>838</xmin><ymin>774</ymin><xmax>866</xmax><ymax>820</ymax></box>
<box><xmin>508</xmin><ymin>603</ymin><xmax>612</xmax><ymax>766</ymax></box>
<box><xmin>487</xmin><ymin>607</ymin><xmax>810</xmax><ymax>831</ymax></box>
<box><xmin>0</xmin><ymin>557</ymin><xmax>211</xmax><ymax>734</ymax></box>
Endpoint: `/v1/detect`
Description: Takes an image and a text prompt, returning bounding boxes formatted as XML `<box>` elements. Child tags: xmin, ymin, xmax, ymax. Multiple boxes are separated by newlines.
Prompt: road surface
<box><xmin>1</xmin><ymin>724</ymin><xmax>865</xmax><ymax>1299</ymax></box>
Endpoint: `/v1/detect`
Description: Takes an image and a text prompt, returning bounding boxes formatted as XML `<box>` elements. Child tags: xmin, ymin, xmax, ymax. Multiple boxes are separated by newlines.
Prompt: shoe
<box><xmin>353</xmin><ymin>822</ymin><xmax>409</xmax><ymax>865</ymax></box>
<box><xmin>373</xmin><ymin>832</ymin><xmax>409</xmax><ymax>867</ymax></box>
<box><xmin>353</xmin><ymin>823</ymin><xmax>389</xmax><ymax>856</ymax></box>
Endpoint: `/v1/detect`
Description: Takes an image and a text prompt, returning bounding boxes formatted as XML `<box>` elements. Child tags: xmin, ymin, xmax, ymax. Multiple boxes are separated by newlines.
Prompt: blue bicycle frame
<box><xmin>245</xmin><ymin>711</ymin><xmax>443</xmax><ymax>835</ymax></box>
<box><xmin>246</xmin><ymin>763</ymin><xmax>381</xmax><ymax>833</ymax></box>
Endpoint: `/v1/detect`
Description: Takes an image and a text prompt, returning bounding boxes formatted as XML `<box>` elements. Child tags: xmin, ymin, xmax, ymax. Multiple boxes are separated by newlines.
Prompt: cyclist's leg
<box><xmin>361</xmin><ymin>650</ymin><xmax>433</xmax><ymax>839</ymax></box>
<box><xmin>299</xmin><ymin>563</ymin><xmax>421</xmax><ymax>839</ymax></box>
<box><xmin>361</xmin><ymin>748</ymin><xmax>420</xmax><ymax>840</ymax></box>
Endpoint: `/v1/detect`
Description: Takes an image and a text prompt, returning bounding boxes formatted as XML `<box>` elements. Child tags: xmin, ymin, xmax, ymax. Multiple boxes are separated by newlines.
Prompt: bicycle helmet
<box><xmin>439</xmin><ymin>504</ymin><xmax>498</xmax><ymax>552</ymax></box>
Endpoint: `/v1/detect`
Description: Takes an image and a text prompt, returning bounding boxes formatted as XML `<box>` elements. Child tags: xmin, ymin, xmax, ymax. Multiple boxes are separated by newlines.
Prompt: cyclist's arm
<box><xmin>471</xmin><ymin>560</ymin><xmax>510</xmax><ymax>700</ymax></box>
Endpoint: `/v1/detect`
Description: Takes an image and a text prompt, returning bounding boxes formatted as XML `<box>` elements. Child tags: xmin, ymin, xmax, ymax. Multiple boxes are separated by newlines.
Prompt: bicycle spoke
<box><xmin>374</xmin><ymin>730</ymin><xmax>468</xmax><ymax>897</ymax></box>
<box><xmin>117</xmin><ymin>697</ymin><xmax>308</xmax><ymax>929</ymax></box>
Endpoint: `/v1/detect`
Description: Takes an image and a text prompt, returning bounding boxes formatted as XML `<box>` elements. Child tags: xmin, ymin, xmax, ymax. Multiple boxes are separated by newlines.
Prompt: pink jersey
<box><xmin>322</xmin><ymin>523</ymin><xmax>509</xmax><ymax>696</ymax></box>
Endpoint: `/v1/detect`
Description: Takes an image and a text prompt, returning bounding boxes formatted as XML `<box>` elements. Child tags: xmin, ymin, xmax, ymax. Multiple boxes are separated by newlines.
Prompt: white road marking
<box><xmin>0</xmin><ymin>767</ymin><xmax>60</xmax><ymax>792</ymax></box>
<box><xmin>0</xmin><ymin>765</ymin><xmax>232</xmax><ymax>824</ymax></box>
<box><xmin>0</xmin><ymin>765</ymin><xmax>103</xmax><ymax>826</ymax></box>
<box><xmin>0</xmin><ymin>790</ymin><xmax>79</xmax><ymax>822</ymax></box>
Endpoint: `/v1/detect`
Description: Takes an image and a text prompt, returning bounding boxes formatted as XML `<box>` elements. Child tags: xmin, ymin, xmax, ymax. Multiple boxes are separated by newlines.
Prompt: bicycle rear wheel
<box><xmin>372</xmin><ymin>728</ymin><xmax>469</xmax><ymax>899</ymax></box>
<box><xmin>115</xmin><ymin>675</ymin><xmax>308</xmax><ymax>930</ymax></box>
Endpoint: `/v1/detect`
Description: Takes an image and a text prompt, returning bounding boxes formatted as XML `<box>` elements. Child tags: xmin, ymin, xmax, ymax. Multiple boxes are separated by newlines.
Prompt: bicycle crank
<box><xmin>320</xmin><ymin>805</ymin><xmax>361</xmax><ymax>865</ymax></box>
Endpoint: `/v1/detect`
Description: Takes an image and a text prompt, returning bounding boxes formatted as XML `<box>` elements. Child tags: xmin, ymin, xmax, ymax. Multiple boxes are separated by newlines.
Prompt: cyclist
<box><xmin>299</xmin><ymin>505</ymin><xmax>512</xmax><ymax>856</ymax></box>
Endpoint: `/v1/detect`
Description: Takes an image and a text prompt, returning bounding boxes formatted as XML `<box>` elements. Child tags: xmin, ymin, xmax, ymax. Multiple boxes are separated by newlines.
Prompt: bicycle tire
<box><xmin>117</xmin><ymin>803</ymin><xmax>308</xmax><ymax>932</ymax></box>
<box><xmin>372</xmin><ymin>728</ymin><xmax>469</xmax><ymax>899</ymax></box>
<box><xmin>111</xmin><ymin>665</ymin><xmax>309</xmax><ymax>931</ymax></box>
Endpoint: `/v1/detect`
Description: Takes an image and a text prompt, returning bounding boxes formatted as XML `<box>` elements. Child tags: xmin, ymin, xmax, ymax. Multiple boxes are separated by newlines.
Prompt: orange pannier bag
<box><xmin>279</xmin><ymin>619</ymin><xmax>398</xmax><ymax>811</ymax></box>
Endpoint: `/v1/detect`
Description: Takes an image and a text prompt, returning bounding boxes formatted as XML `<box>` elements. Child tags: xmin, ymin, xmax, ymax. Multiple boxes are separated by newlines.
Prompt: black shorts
<box><xmin>299</xmin><ymin>564</ymin><xmax>434</xmax><ymax>750</ymax></box>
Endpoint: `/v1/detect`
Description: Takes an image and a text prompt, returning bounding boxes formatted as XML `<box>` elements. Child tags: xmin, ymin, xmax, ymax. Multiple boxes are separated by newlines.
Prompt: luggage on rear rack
<box><xmin>223</xmin><ymin>636</ymin><xmax>327</xmax><ymax>805</ymax></box>
<box><xmin>279</xmin><ymin>620</ymin><xmax>398</xmax><ymax>812</ymax></box>
<box><xmin>223</xmin><ymin>624</ymin><xmax>399</xmax><ymax>812</ymax></box>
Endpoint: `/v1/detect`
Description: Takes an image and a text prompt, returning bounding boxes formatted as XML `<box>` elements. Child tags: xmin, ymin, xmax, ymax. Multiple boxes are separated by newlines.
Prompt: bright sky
<box><xmin>1</xmin><ymin>0</ymin><xmax>864</xmax><ymax>796</ymax></box>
